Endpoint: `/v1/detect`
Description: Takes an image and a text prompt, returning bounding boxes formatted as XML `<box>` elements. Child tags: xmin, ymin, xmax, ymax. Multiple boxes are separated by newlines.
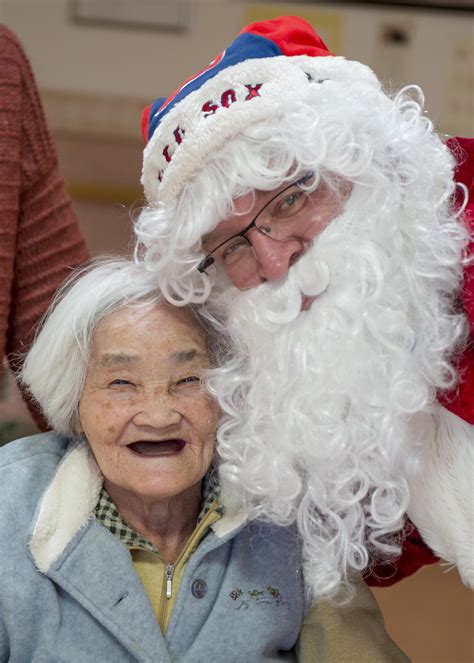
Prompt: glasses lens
<box><xmin>207</xmin><ymin>236</ymin><xmax>256</xmax><ymax>282</ymax></box>
<box><xmin>256</xmin><ymin>174</ymin><xmax>315</xmax><ymax>240</ymax></box>
<box><xmin>198</xmin><ymin>172</ymin><xmax>317</xmax><ymax>278</ymax></box>
<box><xmin>218</xmin><ymin>235</ymin><xmax>253</xmax><ymax>267</ymax></box>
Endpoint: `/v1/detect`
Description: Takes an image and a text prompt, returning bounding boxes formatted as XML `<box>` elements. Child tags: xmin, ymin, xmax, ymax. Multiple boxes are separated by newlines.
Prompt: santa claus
<box><xmin>136</xmin><ymin>16</ymin><xmax>473</xmax><ymax>600</ymax></box>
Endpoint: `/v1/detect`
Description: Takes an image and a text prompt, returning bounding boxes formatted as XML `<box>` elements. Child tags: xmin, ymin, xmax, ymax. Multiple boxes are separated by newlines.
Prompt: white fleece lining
<box><xmin>211</xmin><ymin>510</ymin><xmax>248</xmax><ymax>538</ymax></box>
<box><xmin>29</xmin><ymin>441</ymin><xmax>103</xmax><ymax>573</ymax></box>
<box><xmin>406</xmin><ymin>405</ymin><xmax>474</xmax><ymax>588</ymax></box>
<box><xmin>27</xmin><ymin>439</ymin><xmax>246</xmax><ymax>563</ymax></box>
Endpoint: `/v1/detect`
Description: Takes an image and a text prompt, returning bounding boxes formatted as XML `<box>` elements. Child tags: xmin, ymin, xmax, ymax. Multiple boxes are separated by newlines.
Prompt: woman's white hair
<box><xmin>20</xmin><ymin>257</ymin><xmax>164</xmax><ymax>436</ymax></box>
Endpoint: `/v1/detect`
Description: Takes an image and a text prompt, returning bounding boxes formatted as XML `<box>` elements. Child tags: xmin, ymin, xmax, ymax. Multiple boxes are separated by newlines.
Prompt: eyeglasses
<box><xmin>197</xmin><ymin>172</ymin><xmax>316</xmax><ymax>277</ymax></box>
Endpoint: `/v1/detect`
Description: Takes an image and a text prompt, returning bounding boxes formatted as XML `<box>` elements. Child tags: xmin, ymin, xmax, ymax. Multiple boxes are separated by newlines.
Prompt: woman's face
<box><xmin>78</xmin><ymin>303</ymin><xmax>219</xmax><ymax>504</ymax></box>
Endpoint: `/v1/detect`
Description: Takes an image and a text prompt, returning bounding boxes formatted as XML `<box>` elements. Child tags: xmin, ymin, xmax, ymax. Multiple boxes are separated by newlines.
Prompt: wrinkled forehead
<box><xmin>91</xmin><ymin>303</ymin><xmax>209</xmax><ymax>357</ymax></box>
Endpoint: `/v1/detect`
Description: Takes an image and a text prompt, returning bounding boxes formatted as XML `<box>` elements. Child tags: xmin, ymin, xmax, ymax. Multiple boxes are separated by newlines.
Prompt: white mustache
<box><xmin>229</xmin><ymin>248</ymin><xmax>331</xmax><ymax>331</ymax></box>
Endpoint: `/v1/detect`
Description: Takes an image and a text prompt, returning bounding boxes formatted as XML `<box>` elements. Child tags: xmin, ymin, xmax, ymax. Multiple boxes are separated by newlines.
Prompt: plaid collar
<box><xmin>95</xmin><ymin>466</ymin><xmax>221</xmax><ymax>554</ymax></box>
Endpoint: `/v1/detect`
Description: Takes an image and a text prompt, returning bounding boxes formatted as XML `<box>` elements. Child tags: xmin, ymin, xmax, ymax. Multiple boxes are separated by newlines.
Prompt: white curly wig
<box><xmin>135</xmin><ymin>73</ymin><xmax>470</xmax><ymax>601</ymax></box>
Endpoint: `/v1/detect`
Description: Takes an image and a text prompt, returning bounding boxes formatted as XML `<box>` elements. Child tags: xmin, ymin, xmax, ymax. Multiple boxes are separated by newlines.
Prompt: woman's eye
<box><xmin>177</xmin><ymin>376</ymin><xmax>201</xmax><ymax>386</ymax></box>
<box><xmin>109</xmin><ymin>379</ymin><xmax>134</xmax><ymax>387</ymax></box>
<box><xmin>173</xmin><ymin>376</ymin><xmax>203</xmax><ymax>393</ymax></box>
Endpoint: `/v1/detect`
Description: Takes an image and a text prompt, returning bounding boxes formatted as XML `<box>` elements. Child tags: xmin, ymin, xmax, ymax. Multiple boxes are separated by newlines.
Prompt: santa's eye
<box><xmin>273</xmin><ymin>190</ymin><xmax>306</xmax><ymax>218</ymax></box>
<box><xmin>221</xmin><ymin>236</ymin><xmax>251</xmax><ymax>262</ymax></box>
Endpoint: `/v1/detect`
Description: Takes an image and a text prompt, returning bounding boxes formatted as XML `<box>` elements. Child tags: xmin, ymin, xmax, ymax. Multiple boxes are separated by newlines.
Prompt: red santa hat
<box><xmin>141</xmin><ymin>15</ymin><xmax>379</xmax><ymax>207</ymax></box>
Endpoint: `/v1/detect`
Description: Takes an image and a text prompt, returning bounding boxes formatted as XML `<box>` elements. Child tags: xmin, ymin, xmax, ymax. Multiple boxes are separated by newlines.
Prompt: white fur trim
<box><xmin>142</xmin><ymin>55</ymin><xmax>379</xmax><ymax>207</ymax></box>
<box><xmin>29</xmin><ymin>441</ymin><xmax>103</xmax><ymax>573</ymax></box>
<box><xmin>406</xmin><ymin>406</ymin><xmax>474</xmax><ymax>588</ymax></box>
<box><xmin>211</xmin><ymin>509</ymin><xmax>249</xmax><ymax>538</ymax></box>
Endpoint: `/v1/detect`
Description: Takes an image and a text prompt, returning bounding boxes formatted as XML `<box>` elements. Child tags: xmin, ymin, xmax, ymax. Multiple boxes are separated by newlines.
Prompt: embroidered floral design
<box><xmin>267</xmin><ymin>586</ymin><xmax>281</xmax><ymax>600</ymax></box>
<box><xmin>229</xmin><ymin>585</ymin><xmax>288</xmax><ymax>610</ymax></box>
<box><xmin>229</xmin><ymin>588</ymin><xmax>243</xmax><ymax>601</ymax></box>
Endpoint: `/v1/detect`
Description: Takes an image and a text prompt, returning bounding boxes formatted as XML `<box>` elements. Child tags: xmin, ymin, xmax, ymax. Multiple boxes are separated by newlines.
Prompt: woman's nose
<box><xmin>251</xmin><ymin>233</ymin><xmax>305</xmax><ymax>283</ymax></box>
<box><xmin>132</xmin><ymin>393</ymin><xmax>182</xmax><ymax>429</ymax></box>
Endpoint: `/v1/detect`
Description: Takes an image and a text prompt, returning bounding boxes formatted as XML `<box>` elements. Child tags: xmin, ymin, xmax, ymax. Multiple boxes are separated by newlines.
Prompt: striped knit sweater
<box><xmin>0</xmin><ymin>25</ymin><xmax>88</xmax><ymax>427</ymax></box>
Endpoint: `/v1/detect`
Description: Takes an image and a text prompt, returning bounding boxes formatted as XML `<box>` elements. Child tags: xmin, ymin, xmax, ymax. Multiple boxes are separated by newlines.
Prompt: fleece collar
<box><xmin>28</xmin><ymin>440</ymin><xmax>247</xmax><ymax>573</ymax></box>
<box><xmin>29</xmin><ymin>441</ymin><xmax>102</xmax><ymax>573</ymax></box>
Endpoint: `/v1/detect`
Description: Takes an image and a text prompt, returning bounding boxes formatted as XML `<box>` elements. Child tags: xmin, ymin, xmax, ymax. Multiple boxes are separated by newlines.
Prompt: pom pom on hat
<box><xmin>141</xmin><ymin>15</ymin><xmax>379</xmax><ymax>207</ymax></box>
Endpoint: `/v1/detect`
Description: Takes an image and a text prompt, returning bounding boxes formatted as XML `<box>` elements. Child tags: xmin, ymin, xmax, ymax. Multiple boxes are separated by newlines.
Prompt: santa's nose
<box><xmin>251</xmin><ymin>232</ymin><xmax>305</xmax><ymax>282</ymax></box>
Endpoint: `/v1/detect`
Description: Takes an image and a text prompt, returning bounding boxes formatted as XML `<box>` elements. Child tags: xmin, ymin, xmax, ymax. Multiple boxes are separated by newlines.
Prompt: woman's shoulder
<box><xmin>234</xmin><ymin>518</ymin><xmax>303</xmax><ymax>566</ymax></box>
<box><xmin>0</xmin><ymin>432</ymin><xmax>74</xmax><ymax>514</ymax></box>
<box><xmin>0</xmin><ymin>431</ymin><xmax>72</xmax><ymax>468</ymax></box>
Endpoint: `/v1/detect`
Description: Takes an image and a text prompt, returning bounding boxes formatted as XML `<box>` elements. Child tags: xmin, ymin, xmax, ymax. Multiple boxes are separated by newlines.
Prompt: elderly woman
<box><xmin>0</xmin><ymin>258</ymin><xmax>406</xmax><ymax>662</ymax></box>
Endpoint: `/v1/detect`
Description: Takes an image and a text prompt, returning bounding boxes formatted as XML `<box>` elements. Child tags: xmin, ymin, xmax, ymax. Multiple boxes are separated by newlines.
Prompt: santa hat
<box><xmin>141</xmin><ymin>15</ymin><xmax>380</xmax><ymax>207</ymax></box>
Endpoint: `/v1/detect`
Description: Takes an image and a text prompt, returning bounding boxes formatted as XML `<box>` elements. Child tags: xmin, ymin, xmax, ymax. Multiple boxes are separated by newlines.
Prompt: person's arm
<box><xmin>365</xmin><ymin>137</ymin><xmax>473</xmax><ymax>589</ymax></box>
<box><xmin>400</xmin><ymin>137</ymin><xmax>473</xmax><ymax>588</ymax></box>
<box><xmin>439</xmin><ymin>136</ymin><xmax>474</xmax><ymax>425</ymax></box>
<box><xmin>298</xmin><ymin>577</ymin><xmax>409</xmax><ymax>662</ymax></box>
<box><xmin>0</xmin><ymin>27</ymin><xmax>88</xmax><ymax>428</ymax></box>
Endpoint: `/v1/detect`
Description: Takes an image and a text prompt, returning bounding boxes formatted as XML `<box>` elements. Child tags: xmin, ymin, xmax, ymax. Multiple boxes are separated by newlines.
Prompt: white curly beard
<box><xmin>205</xmin><ymin>184</ymin><xmax>465</xmax><ymax>600</ymax></box>
<box><xmin>135</xmin><ymin>80</ymin><xmax>470</xmax><ymax>597</ymax></box>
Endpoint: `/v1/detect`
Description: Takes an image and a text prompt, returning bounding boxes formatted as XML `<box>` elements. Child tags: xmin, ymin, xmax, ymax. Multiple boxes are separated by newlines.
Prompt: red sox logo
<box><xmin>157</xmin><ymin>82</ymin><xmax>263</xmax><ymax>181</ymax></box>
<box><xmin>202</xmin><ymin>83</ymin><xmax>263</xmax><ymax>117</ymax></box>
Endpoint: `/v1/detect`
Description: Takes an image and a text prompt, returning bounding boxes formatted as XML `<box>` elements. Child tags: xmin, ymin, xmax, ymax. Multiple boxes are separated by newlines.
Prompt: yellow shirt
<box><xmin>130</xmin><ymin>504</ymin><xmax>221</xmax><ymax>633</ymax></box>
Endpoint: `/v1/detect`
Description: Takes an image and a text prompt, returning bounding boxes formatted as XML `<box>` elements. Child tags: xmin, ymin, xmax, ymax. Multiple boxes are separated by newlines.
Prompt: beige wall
<box><xmin>1</xmin><ymin>1</ymin><xmax>473</xmax><ymax>660</ymax></box>
<box><xmin>374</xmin><ymin>565</ymin><xmax>474</xmax><ymax>662</ymax></box>
<box><xmin>2</xmin><ymin>0</ymin><xmax>472</xmax><ymax>138</ymax></box>
<box><xmin>1</xmin><ymin>0</ymin><xmax>241</xmax><ymax>98</ymax></box>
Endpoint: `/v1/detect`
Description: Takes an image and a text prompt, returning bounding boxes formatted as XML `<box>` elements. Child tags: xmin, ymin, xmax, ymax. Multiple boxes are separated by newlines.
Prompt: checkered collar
<box><xmin>95</xmin><ymin>466</ymin><xmax>221</xmax><ymax>554</ymax></box>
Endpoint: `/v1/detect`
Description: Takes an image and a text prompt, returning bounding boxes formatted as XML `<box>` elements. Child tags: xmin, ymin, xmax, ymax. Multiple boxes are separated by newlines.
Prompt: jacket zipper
<box><xmin>158</xmin><ymin>562</ymin><xmax>175</xmax><ymax>631</ymax></box>
<box><xmin>166</xmin><ymin>562</ymin><xmax>174</xmax><ymax>599</ymax></box>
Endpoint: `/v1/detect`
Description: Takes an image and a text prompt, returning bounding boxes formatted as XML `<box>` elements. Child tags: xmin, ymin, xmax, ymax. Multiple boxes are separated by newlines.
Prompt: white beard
<box><xmin>205</xmin><ymin>185</ymin><xmax>465</xmax><ymax>599</ymax></box>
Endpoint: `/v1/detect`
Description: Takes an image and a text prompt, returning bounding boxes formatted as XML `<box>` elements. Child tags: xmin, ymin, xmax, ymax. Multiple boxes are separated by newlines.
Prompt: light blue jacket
<box><xmin>0</xmin><ymin>433</ymin><xmax>307</xmax><ymax>662</ymax></box>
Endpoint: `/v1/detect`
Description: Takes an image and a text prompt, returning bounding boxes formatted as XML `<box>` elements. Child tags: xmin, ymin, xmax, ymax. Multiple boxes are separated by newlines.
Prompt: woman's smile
<box><xmin>126</xmin><ymin>439</ymin><xmax>187</xmax><ymax>456</ymax></box>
